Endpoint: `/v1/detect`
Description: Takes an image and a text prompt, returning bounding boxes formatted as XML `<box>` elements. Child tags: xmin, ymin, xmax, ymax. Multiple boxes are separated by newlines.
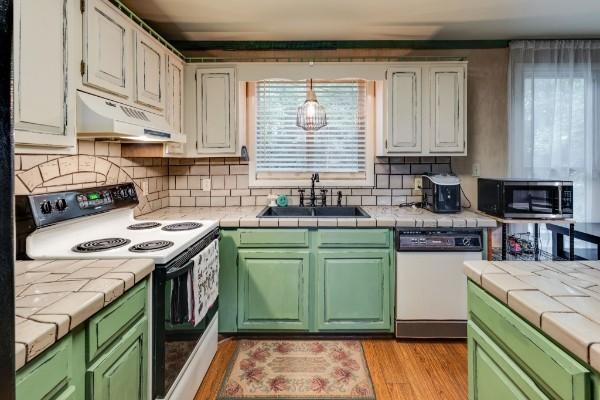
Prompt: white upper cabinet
<box><xmin>134</xmin><ymin>31</ymin><xmax>166</xmax><ymax>110</ymax></box>
<box><xmin>428</xmin><ymin>66</ymin><xmax>466</xmax><ymax>153</ymax></box>
<box><xmin>382</xmin><ymin>62</ymin><xmax>467</xmax><ymax>156</ymax></box>
<box><xmin>13</xmin><ymin>0</ymin><xmax>77</xmax><ymax>153</ymax></box>
<box><xmin>166</xmin><ymin>55</ymin><xmax>183</xmax><ymax>133</ymax></box>
<box><xmin>83</xmin><ymin>0</ymin><xmax>132</xmax><ymax>98</ymax></box>
<box><xmin>195</xmin><ymin>67</ymin><xmax>237</xmax><ymax>154</ymax></box>
<box><xmin>387</xmin><ymin>67</ymin><xmax>422</xmax><ymax>153</ymax></box>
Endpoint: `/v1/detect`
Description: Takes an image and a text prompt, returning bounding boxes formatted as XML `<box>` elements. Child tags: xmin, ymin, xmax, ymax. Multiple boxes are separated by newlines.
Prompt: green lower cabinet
<box><xmin>87</xmin><ymin>316</ymin><xmax>148</xmax><ymax>400</ymax></box>
<box><xmin>469</xmin><ymin>321</ymin><xmax>550</xmax><ymax>400</ymax></box>
<box><xmin>16</xmin><ymin>280</ymin><xmax>149</xmax><ymax>400</ymax></box>
<box><xmin>317</xmin><ymin>249</ymin><xmax>391</xmax><ymax>331</ymax></box>
<box><xmin>220</xmin><ymin>228</ymin><xmax>395</xmax><ymax>333</ymax></box>
<box><xmin>238</xmin><ymin>249</ymin><xmax>310</xmax><ymax>330</ymax></box>
<box><xmin>468</xmin><ymin>281</ymin><xmax>595</xmax><ymax>400</ymax></box>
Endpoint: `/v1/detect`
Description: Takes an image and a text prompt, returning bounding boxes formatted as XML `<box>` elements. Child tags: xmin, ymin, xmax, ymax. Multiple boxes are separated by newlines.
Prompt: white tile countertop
<box><xmin>464</xmin><ymin>260</ymin><xmax>600</xmax><ymax>373</ymax></box>
<box><xmin>140</xmin><ymin>206</ymin><xmax>497</xmax><ymax>228</ymax></box>
<box><xmin>14</xmin><ymin>259</ymin><xmax>154</xmax><ymax>370</ymax></box>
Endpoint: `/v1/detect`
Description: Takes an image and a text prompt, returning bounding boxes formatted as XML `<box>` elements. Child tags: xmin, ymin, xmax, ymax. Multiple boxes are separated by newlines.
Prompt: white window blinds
<box><xmin>255</xmin><ymin>80</ymin><xmax>368</xmax><ymax>175</ymax></box>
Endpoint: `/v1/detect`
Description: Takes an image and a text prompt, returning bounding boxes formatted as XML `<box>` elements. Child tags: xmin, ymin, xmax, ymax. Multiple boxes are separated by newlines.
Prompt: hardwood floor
<box><xmin>194</xmin><ymin>338</ymin><xmax>468</xmax><ymax>399</ymax></box>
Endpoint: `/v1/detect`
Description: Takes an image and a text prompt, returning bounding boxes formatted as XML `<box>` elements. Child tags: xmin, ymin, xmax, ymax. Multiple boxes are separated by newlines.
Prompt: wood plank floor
<box><xmin>194</xmin><ymin>338</ymin><xmax>468</xmax><ymax>399</ymax></box>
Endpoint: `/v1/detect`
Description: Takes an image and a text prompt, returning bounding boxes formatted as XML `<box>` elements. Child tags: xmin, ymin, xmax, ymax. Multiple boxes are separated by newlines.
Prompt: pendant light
<box><xmin>296</xmin><ymin>79</ymin><xmax>327</xmax><ymax>131</ymax></box>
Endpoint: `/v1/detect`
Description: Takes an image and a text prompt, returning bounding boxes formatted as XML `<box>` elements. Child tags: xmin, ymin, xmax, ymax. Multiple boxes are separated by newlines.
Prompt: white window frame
<box><xmin>245</xmin><ymin>80</ymin><xmax>377</xmax><ymax>188</ymax></box>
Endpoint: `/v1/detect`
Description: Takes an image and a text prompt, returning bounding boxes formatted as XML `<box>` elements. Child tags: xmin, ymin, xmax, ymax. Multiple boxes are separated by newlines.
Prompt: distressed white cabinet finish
<box><xmin>428</xmin><ymin>66</ymin><xmax>466</xmax><ymax>153</ymax></box>
<box><xmin>166</xmin><ymin>56</ymin><xmax>184</xmax><ymax>133</ymax></box>
<box><xmin>382</xmin><ymin>62</ymin><xmax>467</xmax><ymax>156</ymax></box>
<box><xmin>83</xmin><ymin>0</ymin><xmax>132</xmax><ymax>98</ymax></box>
<box><xmin>134</xmin><ymin>31</ymin><xmax>166</xmax><ymax>110</ymax></box>
<box><xmin>13</xmin><ymin>0</ymin><xmax>77</xmax><ymax>153</ymax></box>
<box><xmin>386</xmin><ymin>67</ymin><xmax>422</xmax><ymax>153</ymax></box>
<box><xmin>195</xmin><ymin>67</ymin><xmax>237</xmax><ymax>154</ymax></box>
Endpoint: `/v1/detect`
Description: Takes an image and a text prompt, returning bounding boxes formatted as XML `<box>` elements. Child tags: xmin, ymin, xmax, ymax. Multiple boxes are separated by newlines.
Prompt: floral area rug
<box><xmin>217</xmin><ymin>340</ymin><xmax>375</xmax><ymax>399</ymax></box>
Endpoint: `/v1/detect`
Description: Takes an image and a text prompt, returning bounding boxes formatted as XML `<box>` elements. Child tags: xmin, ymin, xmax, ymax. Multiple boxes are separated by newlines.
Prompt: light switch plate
<box><xmin>202</xmin><ymin>178</ymin><xmax>211</xmax><ymax>191</ymax></box>
<box><xmin>472</xmin><ymin>162</ymin><xmax>481</xmax><ymax>177</ymax></box>
<box><xmin>141</xmin><ymin>181</ymin><xmax>148</xmax><ymax>195</ymax></box>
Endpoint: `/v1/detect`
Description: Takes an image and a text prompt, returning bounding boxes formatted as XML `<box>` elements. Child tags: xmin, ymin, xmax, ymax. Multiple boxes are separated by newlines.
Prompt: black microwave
<box><xmin>478</xmin><ymin>178</ymin><xmax>573</xmax><ymax>219</ymax></box>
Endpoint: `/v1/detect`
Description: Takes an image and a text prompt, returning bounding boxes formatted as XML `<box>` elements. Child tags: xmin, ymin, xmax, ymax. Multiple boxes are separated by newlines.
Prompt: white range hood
<box><xmin>76</xmin><ymin>91</ymin><xmax>186</xmax><ymax>143</ymax></box>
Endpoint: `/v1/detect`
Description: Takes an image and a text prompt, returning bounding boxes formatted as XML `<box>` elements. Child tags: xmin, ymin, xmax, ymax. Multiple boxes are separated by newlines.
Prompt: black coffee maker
<box><xmin>421</xmin><ymin>174</ymin><xmax>461</xmax><ymax>213</ymax></box>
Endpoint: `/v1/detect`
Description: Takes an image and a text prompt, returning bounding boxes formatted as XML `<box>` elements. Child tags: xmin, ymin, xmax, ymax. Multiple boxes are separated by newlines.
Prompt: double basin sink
<box><xmin>257</xmin><ymin>206</ymin><xmax>370</xmax><ymax>218</ymax></box>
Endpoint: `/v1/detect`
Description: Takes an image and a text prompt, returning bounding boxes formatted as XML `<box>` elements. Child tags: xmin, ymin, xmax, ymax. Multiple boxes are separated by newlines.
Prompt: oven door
<box><xmin>503</xmin><ymin>182</ymin><xmax>561</xmax><ymax>218</ymax></box>
<box><xmin>152</xmin><ymin>232</ymin><xmax>219</xmax><ymax>399</ymax></box>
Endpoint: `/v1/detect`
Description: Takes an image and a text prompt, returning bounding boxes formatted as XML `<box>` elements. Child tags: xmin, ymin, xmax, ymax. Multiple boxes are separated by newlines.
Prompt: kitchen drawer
<box><xmin>469</xmin><ymin>321</ymin><xmax>550</xmax><ymax>400</ymax></box>
<box><xmin>16</xmin><ymin>335</ymin><xmax>72</xmax><ymax>400</ymax></box>
<box><xmin>317</xmin><ymin>229</ymin><xmax>391</xmax><ymax>248</ymax></box>
<box><xmin>468</xmin><ymin>282</ymin><xmax>590</xmax><ymax>400</ymax></box>
<box><xmin>238</xmin><ymin>229</ymin><xmax>309</xmax><ymax>247</ymax></box>
<box><xmin>87</xmin><ymin>280</ymin><xmax>147</xmax><ymax>360</ymax></box>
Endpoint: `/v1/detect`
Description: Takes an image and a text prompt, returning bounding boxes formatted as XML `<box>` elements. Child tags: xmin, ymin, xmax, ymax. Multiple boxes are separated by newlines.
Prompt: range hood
<box><xmin>77</xmin><ymin>91</ymin><xmax>186</xmax><ymax>143</ymax></box>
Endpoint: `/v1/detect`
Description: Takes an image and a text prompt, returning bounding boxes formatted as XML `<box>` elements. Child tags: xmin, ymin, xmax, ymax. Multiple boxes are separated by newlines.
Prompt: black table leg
<box><xmin>534</xmin><ymin>223</ymin><xmax>540</xmax><ymax>261</ymax></box>
<box><xmin>502</xmin><ymin>223</ymin><xmax>507</xmax><ymax>260</ymax></box>
<box><xmin>569</xmin><ymin>223</ymin><xmax>575</xmax><ymax>261</ymax></box>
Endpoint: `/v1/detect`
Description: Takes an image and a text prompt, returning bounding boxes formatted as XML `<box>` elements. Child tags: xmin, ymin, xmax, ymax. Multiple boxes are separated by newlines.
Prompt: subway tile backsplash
<box><xmin>167</xmin><ymin>156</ymin><xmax>452</xmax><ymax>207</ymax></box>
<box><xmin>15</xmin><ymin>143</ymin><xmax>451</xmax><ymax>212</ymax></box>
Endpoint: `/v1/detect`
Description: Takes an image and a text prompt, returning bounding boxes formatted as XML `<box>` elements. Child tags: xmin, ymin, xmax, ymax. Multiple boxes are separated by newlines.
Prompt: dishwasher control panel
<box><xmin>396</xmin><ymin>229</ymin><xmax>483</xmax><ymax>252</ymax></box>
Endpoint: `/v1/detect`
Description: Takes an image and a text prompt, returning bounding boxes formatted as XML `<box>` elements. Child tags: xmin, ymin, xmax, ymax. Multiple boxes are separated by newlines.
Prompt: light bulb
<box><xmin>306</xmin><ymin>101</ymin><xmax>317</xmax><ymax>119</ymax></box>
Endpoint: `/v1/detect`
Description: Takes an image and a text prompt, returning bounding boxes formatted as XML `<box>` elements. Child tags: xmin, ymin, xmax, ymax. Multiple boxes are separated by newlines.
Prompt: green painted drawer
<box><xmin>87</xmin><ymin>280</ymin><xmax>147</xmax><ymax>360</ymax></box>
<box><xmin>468</xmin><ymin>281</ymin><xmax>590</xmax><ymax>400</ymax></box>
<box><xmin>16</xmin><ymin>335</ymin><xmax>72</xmax><ymax>400</ymax></box>
<box><xmin>317</xmin><ymin>229</ymin><xmax>391</xmax><ymax>248</ymax></box>
<box><xmin>238</xmin><ymin>229</ymin><xmax>309</xmax><ymax>247</ymax></box>
<box><xmin>469</xmin><ymin>321</ymin><xmax>550</xmax><ymax>400</ymax></box>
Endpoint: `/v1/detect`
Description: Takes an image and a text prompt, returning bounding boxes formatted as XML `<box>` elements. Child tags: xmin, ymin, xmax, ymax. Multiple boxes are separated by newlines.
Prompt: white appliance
<box><xmin>16</xmin><ymin>183</ymin><xmax>218</xmax><ymax>400</ymax></box>
<box><xmin>77</xmin><ymin>91</ymin><xmax>186</xmax><ymax>143</ymax></box>
<box><xmin>395</xmin><ymin>228</ymin><xmax>483</xmax><ymax>338</ymax></box>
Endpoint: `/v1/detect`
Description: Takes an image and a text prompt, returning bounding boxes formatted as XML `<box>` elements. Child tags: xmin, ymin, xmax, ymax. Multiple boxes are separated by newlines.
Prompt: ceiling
<box><xmin>123</xmin><ymin>0</ymin><xmax>600</xmax><ymax>43</ymax></box>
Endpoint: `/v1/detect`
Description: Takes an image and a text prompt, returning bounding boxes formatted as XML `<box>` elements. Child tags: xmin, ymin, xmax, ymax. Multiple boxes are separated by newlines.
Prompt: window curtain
<box><xmin>508</xmin><ymin>40</ymin><xmax>600</xmax><ymax>222</ymax></box>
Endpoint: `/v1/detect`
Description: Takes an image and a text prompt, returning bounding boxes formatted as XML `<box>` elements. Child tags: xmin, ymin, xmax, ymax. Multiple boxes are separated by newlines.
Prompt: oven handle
<box><xmin>165</xmin><ymin>256</ymin><xmax>201</xmax><ymax>279</ymax></box>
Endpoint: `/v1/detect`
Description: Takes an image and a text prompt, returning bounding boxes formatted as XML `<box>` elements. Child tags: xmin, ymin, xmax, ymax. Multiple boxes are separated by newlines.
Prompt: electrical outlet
<box><xmin>201</xmin><ymin>178</ymin><xmax>211</xmax><ymax>191</ymax></box>
<box><xmin>414</xmin><ymin>177</ymin><xmax>423</xmax><ymax>190</ymax></box>
<box><xmin>141</xmin><ymin>181</ymin><xmax>148</xmax><ymax>196</ymax></box>
<box><xmin>472</xmin><ymin>162</ymin><xmax>481</xmax><ymax>177</ymax></box>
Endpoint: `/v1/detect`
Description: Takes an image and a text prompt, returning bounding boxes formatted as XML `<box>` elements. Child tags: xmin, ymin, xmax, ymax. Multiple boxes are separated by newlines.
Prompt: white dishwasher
<box><xmin>395</xmin><ymin>228</ymin><xmax>483</xmax><ymax>338</ymax></box>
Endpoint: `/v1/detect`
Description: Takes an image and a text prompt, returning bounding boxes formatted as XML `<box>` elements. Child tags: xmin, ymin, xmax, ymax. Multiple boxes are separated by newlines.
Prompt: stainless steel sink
<box><xmin>257</xmin><ymin>206</ymin><xmax>370</xmax><ymax>218</ymax></box>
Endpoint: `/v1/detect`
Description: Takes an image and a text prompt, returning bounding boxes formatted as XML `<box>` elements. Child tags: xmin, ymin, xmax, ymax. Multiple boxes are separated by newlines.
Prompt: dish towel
<box><xmin>190</xmin><ymin>239</ymin><xmax>219</xmax><ymax>326</ymax></box>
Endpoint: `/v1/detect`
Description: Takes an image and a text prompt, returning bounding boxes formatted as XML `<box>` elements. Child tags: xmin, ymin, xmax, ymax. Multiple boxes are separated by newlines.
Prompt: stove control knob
<box><xmin>127</xmin><ymin>187</ymin><xmax>136</xmax><ymax>198</ymax></box>
<box><xmin>119</xmin><ymin>188</ymin><xmax>128</xmax><ymax>198</ymax></box>
<box><xmin>462</xmin><ymin>238</ymin><xmax>471</xmax><ymax>246</ymax></box>
<box><xmin>55</xmin><ymin>198</ymin><xmax>67</xmax><ymax>211</ymax></box>
<box><xmin>40</xmin><ymin>201</ymin><xmax>52</xmax><ymax>214</ymax></box>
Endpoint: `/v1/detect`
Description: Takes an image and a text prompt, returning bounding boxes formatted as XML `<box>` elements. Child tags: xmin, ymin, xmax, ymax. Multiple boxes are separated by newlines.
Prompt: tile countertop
<box><xmin>14</xmin><ymin>259</ymin><xmax>153</xmax><ymax>371</ymax></box>
<box><xmin>464</xmin><ymin>260</ymin><xmax>600</xmax><ymax>373</ymax></box>
<box><xmin>140</xmin><ymin>206</ymin><xmax>497</xmax><ymax>228</ymax></box>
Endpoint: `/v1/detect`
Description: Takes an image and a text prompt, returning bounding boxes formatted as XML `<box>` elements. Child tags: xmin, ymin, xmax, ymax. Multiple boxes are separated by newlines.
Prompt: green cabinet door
<box><xmin>316</xmin><ymin>249</ymin><xmax>392</xmax><ymax>331</ymax></box>
<box><xmin>238</xmin><ymin>250</ymin><xmax>310</xmax><ymax>330</ymax></box>
<box><xmin>468</xmin><ymin>321</ymin><xmax>550</xmax><ymax>400</ymax></box>
<box><xmin>87</xmin><ymin>317</ymin><xmax>148</xmax><ymax>400</ymax></box>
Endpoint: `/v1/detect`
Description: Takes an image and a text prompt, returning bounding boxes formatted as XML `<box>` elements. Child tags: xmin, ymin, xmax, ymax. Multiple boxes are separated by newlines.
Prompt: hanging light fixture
<box><xmin>296</xmin><ymin>79</ymin><xmax>327</xmax><ymax>131</ymax></box>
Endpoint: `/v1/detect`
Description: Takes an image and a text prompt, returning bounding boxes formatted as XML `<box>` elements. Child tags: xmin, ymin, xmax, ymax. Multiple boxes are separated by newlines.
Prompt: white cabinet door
<box><xmin>428</xmin><ymin>65</ymin><xmax>466</xmax><ymax>153</ymax></box>
<box><xmin>14</xmin><ymin>0</ymin><xmax>76</xmax><ymax>151</ymax></box>
<box><xmin>166</xmin><ymin>55</ymin><xmax>183</xmax><ymax>133</ymax></box>
<box><xmin>386</xmin><ymin>67</ymin><xmax>422</xmax><ymax>153</ymax></box>
<box><xmin>83</xmin><ymin>0</ymin><xmax>131</xmax><ymax>98</ymax></box>
<box><xmin>135</xmin><ymin>32</ymin><xmax>166</xmax><ymax>110</ymax></box>
<box><xmin>196</xmin><ymin>68</ymin><xmax>237</xmax><ymax>154</ymax></box>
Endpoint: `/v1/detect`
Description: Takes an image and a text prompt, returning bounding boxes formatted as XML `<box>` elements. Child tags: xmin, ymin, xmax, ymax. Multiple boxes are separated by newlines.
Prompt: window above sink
<box><xmin>246</xmin><ymin>79</ymin><xmax>376</xmax><ymax>188</ymax></box>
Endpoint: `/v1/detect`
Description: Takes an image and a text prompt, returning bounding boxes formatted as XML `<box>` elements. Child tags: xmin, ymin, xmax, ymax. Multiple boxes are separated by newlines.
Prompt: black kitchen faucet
<box><xmin>309</xmin><ymin>173</ymin><xmax>319</xmax><ymax>207</ymax></box>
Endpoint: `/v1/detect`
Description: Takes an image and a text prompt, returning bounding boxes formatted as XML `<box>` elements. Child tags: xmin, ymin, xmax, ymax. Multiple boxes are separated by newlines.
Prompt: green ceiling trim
<box><xmin>106</xmin><ymin>1</ymin><xmax>508</xmax><ymax>61</ymax></box>
<box><xmin>173</xmin><ymin>40</ymin><xmax>510</xmax><ymax>52</ymax></box>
